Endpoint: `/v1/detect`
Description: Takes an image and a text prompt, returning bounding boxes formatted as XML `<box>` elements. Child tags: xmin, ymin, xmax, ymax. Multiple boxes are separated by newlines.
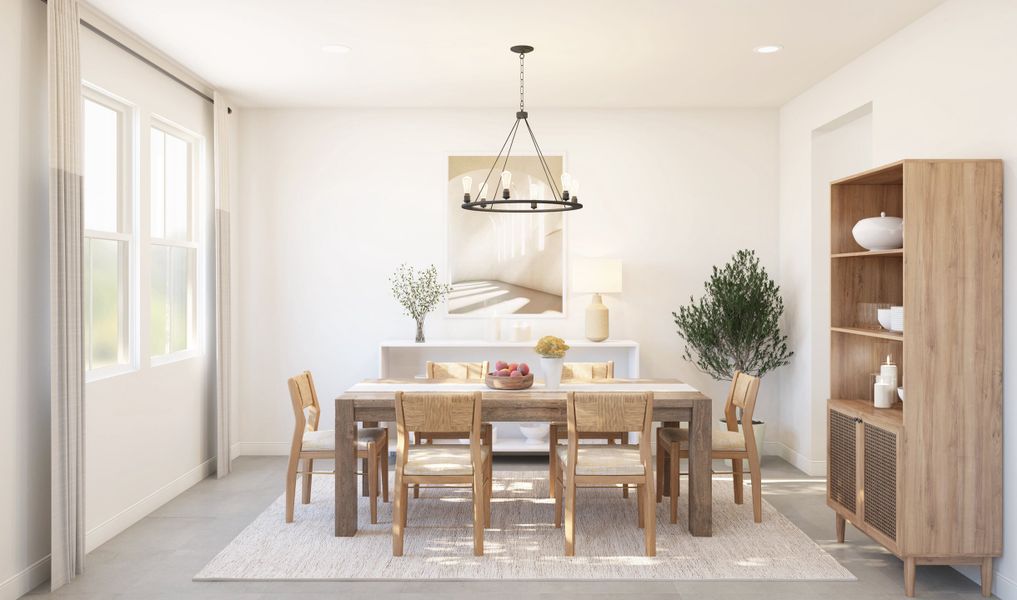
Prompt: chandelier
<box><xmin>461</xmin><ymin>45</ymin><xmax>582</xmax><ymax>213</ymax></box>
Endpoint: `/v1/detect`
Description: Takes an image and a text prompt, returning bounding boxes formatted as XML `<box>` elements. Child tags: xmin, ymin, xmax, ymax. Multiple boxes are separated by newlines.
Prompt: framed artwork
<box><xmin>446</xmin><ymin>154</ymin><xmax>566</xmax><ymax>317</ymax></box>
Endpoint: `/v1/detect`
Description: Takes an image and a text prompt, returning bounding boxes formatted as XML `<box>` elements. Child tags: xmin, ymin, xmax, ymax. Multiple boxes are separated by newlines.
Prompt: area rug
<box><xmin>195</xmin><ymin>471</ymin><xmax>854</xmax><ymax>581</ymax></box>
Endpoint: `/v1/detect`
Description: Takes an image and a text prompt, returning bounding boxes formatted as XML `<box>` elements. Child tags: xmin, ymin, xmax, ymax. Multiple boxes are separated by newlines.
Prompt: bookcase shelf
<box><xmin>830</xmin><ymin>326</ymin><xmax>902</xmax><ymax>342</ymax></box>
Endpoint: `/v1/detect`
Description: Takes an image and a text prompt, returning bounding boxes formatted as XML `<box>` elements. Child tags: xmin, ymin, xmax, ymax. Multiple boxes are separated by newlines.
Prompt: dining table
<box><xmin>334</xmin><ymin>378</ymin><xmax>713</xmax><ymax>537</ymax></box>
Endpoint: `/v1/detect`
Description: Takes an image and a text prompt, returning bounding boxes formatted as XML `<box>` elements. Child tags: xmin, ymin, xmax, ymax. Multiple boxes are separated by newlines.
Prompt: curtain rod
<box><xmin>41</xmin><ymin>0</ymin><xmax>231</xmax><ymax>113</ymax></box>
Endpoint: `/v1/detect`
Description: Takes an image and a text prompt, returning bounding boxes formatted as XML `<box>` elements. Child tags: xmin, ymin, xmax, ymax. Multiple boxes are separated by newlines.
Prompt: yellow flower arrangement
<box><xmin>535</xmin><ymin>335</ymin><xmax>569</xmax><ymax>358</ymax></box>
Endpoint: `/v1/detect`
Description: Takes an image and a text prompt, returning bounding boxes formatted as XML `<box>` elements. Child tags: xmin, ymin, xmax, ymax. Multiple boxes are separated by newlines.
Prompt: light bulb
<box><xmin>561</xmin><ymin>172</ymin><xmax>571</xmax><ymax>192</ymax></box>
<box><xmin>501</xmin><ymin>170</ymin><xmax>512</xmax><ymax>189</ymax></box>
<box><xmin>461</xmin><ymin>175</ymin><xmax>472</xmax><ymax>195</ymax></box>
<box><xmin>478</xmin><ymin>182</ymin><xmax>488</xmax><ymax>200</ymax></box>
<box><xmin>572</xmin><ymin>179</ymin><xmax>581</xmax><ymax>200</ymax></box>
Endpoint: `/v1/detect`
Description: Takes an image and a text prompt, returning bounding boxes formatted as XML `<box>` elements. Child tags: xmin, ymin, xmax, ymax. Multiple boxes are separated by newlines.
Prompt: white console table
<box><xmin>378</xmin><ymin>339</ymin><xmax>640</xmax><ymax>453</ymax></box>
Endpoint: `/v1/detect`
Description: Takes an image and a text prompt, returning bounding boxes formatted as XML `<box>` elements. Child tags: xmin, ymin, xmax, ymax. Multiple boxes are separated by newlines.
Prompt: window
<box><xmin>149</xmin><ymin>123</ymin><xmax>199</xmax><ymax>358</ymax></box>
<box><xmin>83</xmin><ymin>90</ymin><xmax>133</xmax><ymax>376</ymax></box>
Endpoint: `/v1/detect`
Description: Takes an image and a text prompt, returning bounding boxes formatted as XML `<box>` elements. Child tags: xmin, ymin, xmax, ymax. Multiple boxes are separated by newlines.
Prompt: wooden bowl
<box><xmin>485</xmin><ymin>372</ymin><xmax>534</xmax><ymax>390</ymax></box>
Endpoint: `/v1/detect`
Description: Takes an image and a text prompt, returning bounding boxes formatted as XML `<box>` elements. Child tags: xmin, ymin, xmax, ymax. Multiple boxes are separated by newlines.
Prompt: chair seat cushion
<box><xmin>555</xmin><ymin>445</ymin><xmax>645</xmax><ymax>476</ymax></box>
<box><xmin>658</xmin><ymin>427</ymin><xmax>746</xmax><ymax>451</ymax></box>
<box><xmin>302</xmin><ymin>427</ymin><xmax>387</xmax><ymax>452</ymax></box>
<box><xmin>404</xmin><ymin>445</ymin><xmax>490</xmax><ymax>476</ymax></box>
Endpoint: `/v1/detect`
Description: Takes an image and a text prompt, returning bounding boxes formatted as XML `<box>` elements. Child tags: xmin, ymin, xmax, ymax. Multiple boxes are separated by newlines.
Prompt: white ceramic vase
<box><xmin>852</xmin><ymin>212</ymin><xmax>904</xmax><ymax>250</ymax></box>
<box><xmin>541</xmin><ymin>357</ymin><xmax>564</xmax><ymax>390</ymax></box>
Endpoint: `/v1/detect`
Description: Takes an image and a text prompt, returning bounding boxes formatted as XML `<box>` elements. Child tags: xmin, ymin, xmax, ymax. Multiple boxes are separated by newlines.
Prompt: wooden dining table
<box><xmin>334</xmin><ymin>378</ymin><xmax>713</xmax><ymax>537</ymax></box>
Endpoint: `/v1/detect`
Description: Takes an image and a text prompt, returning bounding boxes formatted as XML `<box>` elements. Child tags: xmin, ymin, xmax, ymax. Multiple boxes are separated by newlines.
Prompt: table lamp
<box><xmin>572</xmin><ymin>258</ymin><xmax>623</xmax><ymax>342</ymax></box>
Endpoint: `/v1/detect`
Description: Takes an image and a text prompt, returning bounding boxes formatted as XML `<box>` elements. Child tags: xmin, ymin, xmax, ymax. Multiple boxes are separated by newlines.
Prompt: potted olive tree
<box><xmin>673</xmin><ymin>249</ymin><xmax>793</xmax><ymax>456</ymax></box>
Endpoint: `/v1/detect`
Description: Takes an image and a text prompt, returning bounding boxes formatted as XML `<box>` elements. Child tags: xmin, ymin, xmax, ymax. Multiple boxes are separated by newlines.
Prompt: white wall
<box><xmin>0</xmin><ymin>1</ymin><xmax>51</xmax><ymax>598</ymax></box>
<box><xmin>236</xmin><ymin>108</ymin><xmax>780</xmax><ymax>455</ymax></box>
<box><xmin>777</xmin><ymin>0</ymin><xmax>1017</xmax><ymax>594</ymax></box>
<box><xmin>79</xmin><ymin>26</ymin><xmax>217</xmax><ymax>551</ymax></box>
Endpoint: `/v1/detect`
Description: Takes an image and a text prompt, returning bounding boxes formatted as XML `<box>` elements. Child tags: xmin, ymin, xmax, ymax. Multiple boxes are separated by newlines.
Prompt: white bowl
<box><xmin>877</xmin><ymin>308</ymin><xmax>892</xmax><ymax>330</ymax></box>
<box><xmin>518</xmin><ymin>423</ymin><xmax>549</xmax><ymax>444</ymax></box>
<box><xmin>897</xmin><ymin>387</ymin><xmax>904</xmax><ymax>402</ymax></box>
<box><xmin>852</xmin><ymin>212</ymin><xmax>903</xmax><ymax>251</ymax></box>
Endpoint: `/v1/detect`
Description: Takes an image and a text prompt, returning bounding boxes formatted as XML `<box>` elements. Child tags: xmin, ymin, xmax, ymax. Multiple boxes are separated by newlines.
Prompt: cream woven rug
<box><xmin>195</xmin><ymin>471</ymin><xmax>853</xmax><ymax>581</ymax></box>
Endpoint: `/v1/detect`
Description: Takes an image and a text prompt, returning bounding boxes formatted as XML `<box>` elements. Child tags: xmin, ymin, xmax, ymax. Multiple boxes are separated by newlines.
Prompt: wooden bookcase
<box><xmin>826</xmin><ymin>160</ymin><xmax>1003</xmax><ymax>597</ymax></box>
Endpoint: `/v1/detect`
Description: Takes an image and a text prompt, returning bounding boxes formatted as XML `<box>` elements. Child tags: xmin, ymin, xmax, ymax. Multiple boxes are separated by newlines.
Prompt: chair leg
<box><xmin>564</xmin><ymin>475</ymin><xmax>577</xmax><ymax>556</ymax></box>
<box><xmin>392</xmin><ymin>473</ymin><xmax>406</xmax><ymax>556</ymax></box>
<box><xmin>485</xmin><ymin>456</ymin><xmax>493</xmax><ymax>528</ymax></box>
<box><xmin>554</xmin><ymin>469</ymin><xmax>563</xmax><ymax>528</ymax></box>
<box><xmin>621</xmin><ymin>434</ymin><xmax>630</xmax><ymax>499</ymax></box>
<box><xmin>733</xmin><ymin>457</ymin><xmax>744</xmax><ymax>505</ymax></box>
<box><xmin>472</xmin><ymin>468</ymin><xmax>485</xmax><ymax>556</ymax></box>
<box><xmin>655</xmin><ymin>431</ymin><xmax>664</xmax><ymax>504</ymax></box>
<box><xmin>368</xmin><ymin>443</ymin><xmax>379</xmax><ymax>524</ymax></box>
<box><xmin>301</xmin><ymin>458</ymin><xmax>313</xmax><ymax>504</ymax></box>
<box><xmin>644</xmin><ymin>479</ymin><xmax>657</xmax><ymax>557</ymax></box>
<box><xmin>548</xmin><ymin>425</ymin><xmax>558</xmax><ymax>499</ymax></box>
<box><xmin>637</xmin><ymin>482</ymin><xmax>645</xmax><ymax>528</ymax></box>
<box><xmin>380</xmin><ymin>443</ymin><xmax>390</xmax><ymax>503</ymax></box>
<box><xmin>748</xmin><ymin>452</ymin><xmax>762</xmax><ymax>523</ymax></box>
<box><xmin>670</xmin><ymin>444</ymin><xmax>679</xmax><ymax>524</ymax></box>
<box><xmin>413</xmin><ymin>435</ymin><xmax>422</xmax><ymax>498</ymax></box>
<box><xmin>284</xmin><ymin>451</ymin><xmax>299</xmax><ymax>523</ymax></box>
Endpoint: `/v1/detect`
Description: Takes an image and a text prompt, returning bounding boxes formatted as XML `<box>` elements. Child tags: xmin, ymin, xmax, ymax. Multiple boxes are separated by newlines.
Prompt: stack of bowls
<box><xmin>890</xmin><ymin>306</ymin><xmax>904</xmax><ymax>332</ymax></box>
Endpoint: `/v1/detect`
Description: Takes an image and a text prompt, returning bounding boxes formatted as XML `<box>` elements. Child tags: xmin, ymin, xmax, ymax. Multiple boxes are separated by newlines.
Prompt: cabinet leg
<box><xmin>904</xmin><ymin>557</ymin><xmax>916</xmax><ymax>597</ymax></box>
<box><xmin>835</xmin><ymin>513</ymin><xmax>845</xmax><ymax>543</ymax></box>
<box><xmin>981</xmin><ymin>557</ymin><xmax>993</xmax><ymax>598</ymax></box>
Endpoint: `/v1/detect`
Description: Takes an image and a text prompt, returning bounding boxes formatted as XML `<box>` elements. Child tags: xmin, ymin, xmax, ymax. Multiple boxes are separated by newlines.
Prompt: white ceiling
<box><xmin>86</xmin><ymin>0</ymin><xmax>944</xmax><ymax>108</ymax></box>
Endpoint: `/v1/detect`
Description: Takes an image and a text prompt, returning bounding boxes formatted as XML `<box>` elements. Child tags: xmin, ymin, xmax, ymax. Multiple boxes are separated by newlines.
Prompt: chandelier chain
<box><xmin>519</xmin><ymin>53</ymin><xmax>525</xmax><ymax>111</ymax></box>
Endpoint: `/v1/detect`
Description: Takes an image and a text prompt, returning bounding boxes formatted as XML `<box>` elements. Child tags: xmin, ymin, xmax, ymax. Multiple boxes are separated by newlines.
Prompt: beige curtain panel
<box><xmin>48</xmin><ymin>0</ymin><xmax>85</xmax><ymax>590</ymax></box>
<box><xmin>214</xmin><ymin>91</ymin><xmax>233</xmax><ymax>478</ymax></box>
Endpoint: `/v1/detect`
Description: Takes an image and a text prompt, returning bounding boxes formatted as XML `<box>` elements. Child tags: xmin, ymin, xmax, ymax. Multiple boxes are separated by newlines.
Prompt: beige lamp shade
<box><xmin>572</xmin><ymin>258</ymin><xmax>623</xmax><ymax>293</ymax></box>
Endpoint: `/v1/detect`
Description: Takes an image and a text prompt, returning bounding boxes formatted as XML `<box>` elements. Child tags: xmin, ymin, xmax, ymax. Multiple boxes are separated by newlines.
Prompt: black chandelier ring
<box><xmin>461</xmin><ymin>199</ymin><xmax>584</xmax><ymax>213</ymax></box>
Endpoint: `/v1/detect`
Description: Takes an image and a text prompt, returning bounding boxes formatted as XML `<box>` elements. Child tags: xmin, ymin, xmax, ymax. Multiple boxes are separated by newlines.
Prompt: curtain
<box><xmin>48</xmin><ymin>0</ymin><xmax>85</xmax><ymax>590</ymax></box>
<box><xmin>213</xmin><ymin>92</ymin><xmax>233</xmax><ymax>478</ymax></box>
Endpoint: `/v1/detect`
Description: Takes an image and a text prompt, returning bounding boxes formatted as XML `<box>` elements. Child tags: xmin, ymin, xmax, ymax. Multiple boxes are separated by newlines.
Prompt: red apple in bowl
<box><xmin>519</xmin><ymin>363</ymin><xmax>529</xmax><ymax>376</ymax></box>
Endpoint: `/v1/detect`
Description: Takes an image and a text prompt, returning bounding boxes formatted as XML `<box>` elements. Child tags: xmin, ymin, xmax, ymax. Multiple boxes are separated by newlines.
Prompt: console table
<box><xmin>378</xmin><ymin>339</ymin><xmax>640</xmax><ymax>452</ymax></box>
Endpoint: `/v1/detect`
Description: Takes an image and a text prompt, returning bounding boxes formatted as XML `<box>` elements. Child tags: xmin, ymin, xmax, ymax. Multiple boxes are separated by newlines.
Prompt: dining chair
<box><xmin>392</xmin><ymin>391</ymin><xmax>492</xmax><ymax>556</ymax></box>
<box><xmin>413</xmin><ymin>361</ymin><xmax>492</xmax><ymax>498</ymax></box>
<box><xmin>285</xmin><ymin>371</ymin><xmax>389</xmax><ymax>524</ymax></box>
<box><xmin>655</xmin><ymin>371</ymin><xmax>762</xmax><ymax>524</ymax></box>
<box><xmin>425</xmin><ymin>360</ymin><xmax>489</xmax><ymax>380</ymax></box>
<box><xmin>553</xmin><ymin>391</ymin><xmax>656</xmax><ymax>556</ymax></box>
<box><xmin>548</xmin><ymin>361</ymin><xmax>629</xmax><ymax>499</ymax></box>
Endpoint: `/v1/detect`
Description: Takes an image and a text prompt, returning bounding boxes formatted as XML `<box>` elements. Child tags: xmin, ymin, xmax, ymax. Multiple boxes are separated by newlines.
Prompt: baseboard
<box><xmin>768</xmin><ymin>441</ymin><xmax>826</xmax><ymax>476</ymax></box>
<box><xmin>235</xmin><ymin>442</ymin><xmax>290</xmax><ymax>456</ymax></box>
<box><xmin>85</xmin><ymin>457</ymin><xmax>216</xmax><ymax>552</ymax></box>
<box><xmin>0</xmin><ymin>554</ymin><xmax>49</xmax><ymax>600</ymax></box>
<box><xmin>955</xmin><ymin>563</ymin><xmax>1016</xmax><ymax>599</ymax></box>
<box><xmin>229</xmin><ymin>442</ymin><xmax>242</xmax><ymax>460</ymax></box>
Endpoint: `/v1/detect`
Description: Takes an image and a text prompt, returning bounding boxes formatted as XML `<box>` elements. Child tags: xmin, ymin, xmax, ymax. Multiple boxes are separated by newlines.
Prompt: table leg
<box><xmin>660</xmin><ymin>422</ymin><xmax>678</xmax><ymax>497</ymax></box>
<box><xmin>360</xmin><ymin>421</ymin><xmax>378</xmax><ymax>497</ymax></box>
<box><xmin>688</xmin><ymin>402</ymin><xmax>712</xmax><ymax>536</ymax></box>
<box><xmin>335</xmin><ymin>400</ymin><xmax>358</xmax><ymax>536</ymax></box>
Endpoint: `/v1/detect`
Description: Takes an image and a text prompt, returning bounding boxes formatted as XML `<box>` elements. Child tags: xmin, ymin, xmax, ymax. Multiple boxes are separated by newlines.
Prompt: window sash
<box><xmin>82</xmin><ymin>85</ymin><xmax>136</xmax><ymax>378</ymax></box>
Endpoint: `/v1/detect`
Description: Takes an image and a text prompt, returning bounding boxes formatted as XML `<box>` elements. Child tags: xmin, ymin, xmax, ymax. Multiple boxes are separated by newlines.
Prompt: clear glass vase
<box><xmin>415</xmin><ymin>318</ymin><xmax>425</xmax><ymax>343</ymax></box>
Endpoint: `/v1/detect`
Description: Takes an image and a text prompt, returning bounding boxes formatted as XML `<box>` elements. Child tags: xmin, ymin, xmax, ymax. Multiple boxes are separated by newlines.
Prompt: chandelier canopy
<box><xmin>461</xmin><ymin>45</ymin><xmax>582</xmax><ymax>214</ymax></box>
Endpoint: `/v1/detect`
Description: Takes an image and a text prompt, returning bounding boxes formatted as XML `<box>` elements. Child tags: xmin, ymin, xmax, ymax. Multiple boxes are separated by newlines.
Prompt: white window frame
<box><xmin>148</xmin><ymin>115</ymin><xmax>204</xmax><ymax>366</ymax></box>
<box><xmin>82</xmin><ymin>84</ymin><xmax>139</xmax><ymax>382</ymax></box>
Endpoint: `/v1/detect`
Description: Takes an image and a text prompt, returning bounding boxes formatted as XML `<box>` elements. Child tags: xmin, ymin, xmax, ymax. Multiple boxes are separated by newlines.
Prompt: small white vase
<box><xmin>541</xmin><ymin>357</ymin><xmax>564</xmax><ymax>390</ymax></box>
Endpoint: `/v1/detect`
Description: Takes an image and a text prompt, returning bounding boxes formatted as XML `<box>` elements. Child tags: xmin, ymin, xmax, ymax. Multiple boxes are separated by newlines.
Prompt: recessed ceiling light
<box><xmin>321</xmin><ymin>44</ymin><xmax>352</xmax><ymax>54</ymax></box>
<box><xmin>754</xmin><ymin>45</ymin><xmax>783</xmax><ymax>54</ymax></box>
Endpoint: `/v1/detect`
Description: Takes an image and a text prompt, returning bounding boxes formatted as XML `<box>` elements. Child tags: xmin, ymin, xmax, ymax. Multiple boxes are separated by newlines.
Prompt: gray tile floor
<box><xmin>28</xmin><ymin>456</ymin><xmax>991</xmax><ymax>599</ymax></box>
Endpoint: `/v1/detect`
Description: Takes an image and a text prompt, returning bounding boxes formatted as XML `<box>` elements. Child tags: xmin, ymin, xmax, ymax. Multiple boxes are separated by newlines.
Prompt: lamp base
<box><xmin>585</xmin><ymin>293</ymin><xmax>609</xmax><ymax>342</ymax></box>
